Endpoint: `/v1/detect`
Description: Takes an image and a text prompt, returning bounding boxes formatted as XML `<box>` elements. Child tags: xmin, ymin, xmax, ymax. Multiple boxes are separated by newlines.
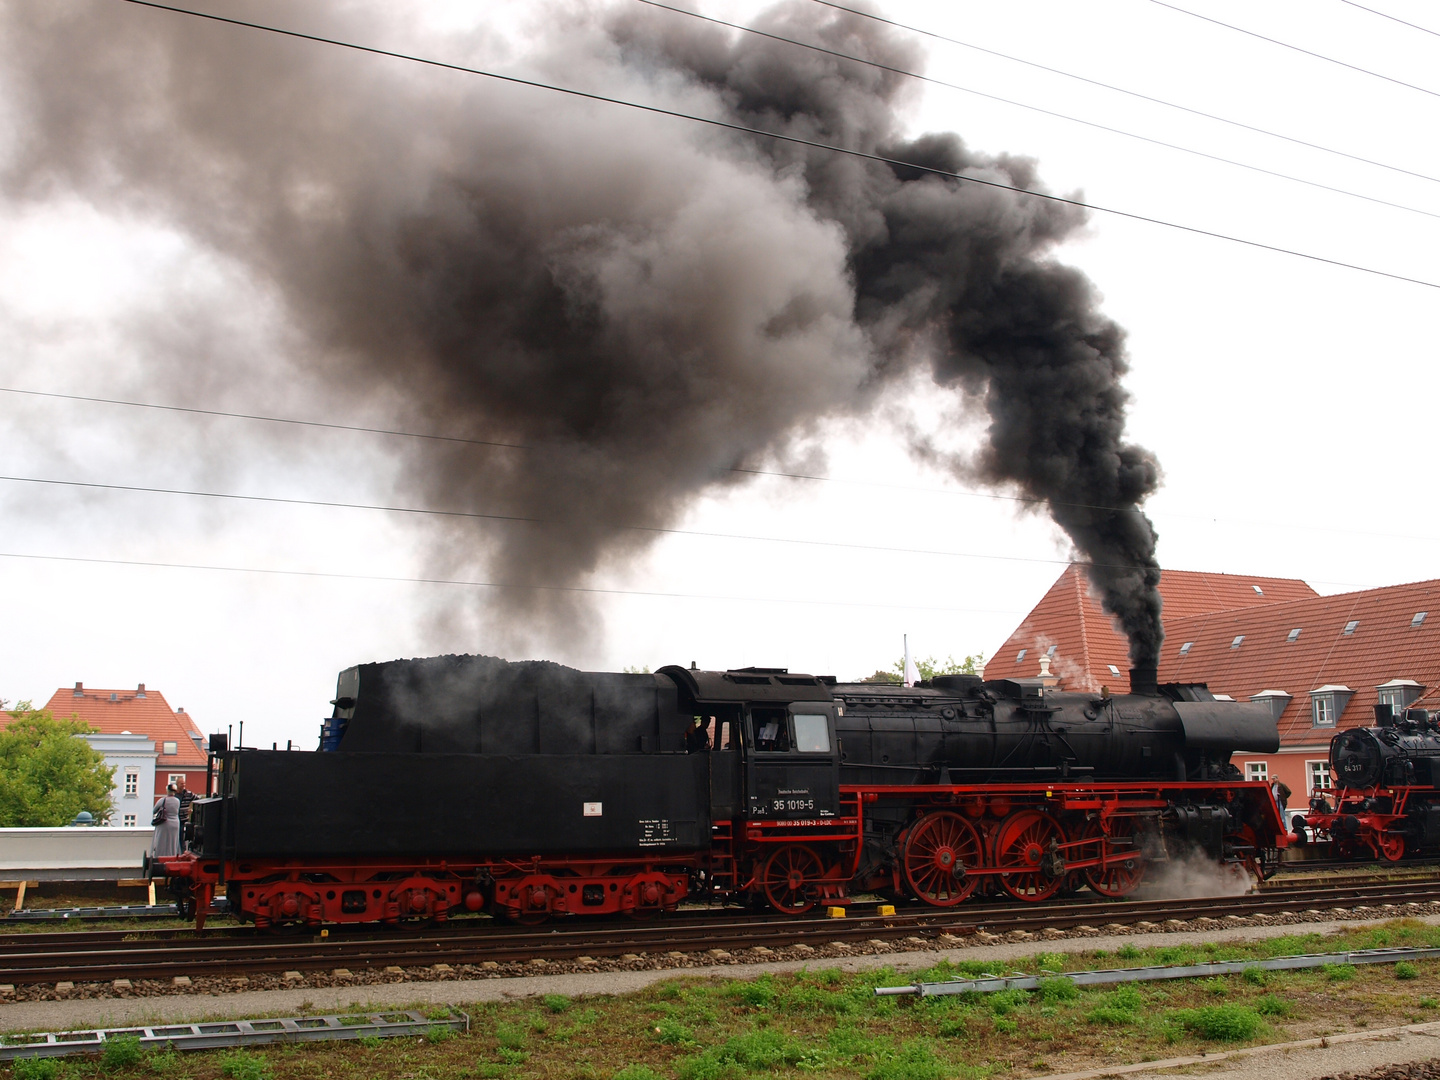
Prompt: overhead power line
<box><xmin>1149</xmin><ymin>0</ymin><xmax>1440</xmax><ymax>99</ymax></box>
<box><xmin>117</xmin><ymin>0</ymin><xmax>1440</xmax><ymax>290</ymax></box>
<box><xmin>635</xmin><ymin>0</ymin><xmax>1440</xmax><ymax>221</ymax></box>
<box><xmin>0</xmin><ymin>472</ymin><xmax>1130</xmax><ymax>570</ymax></box>
<box><xmin>810</xmin><ymin>0</ymin><xmax>1440</xmax><ymax>186</ymax></box>
<box><xmin>0</xmin><ymin>549</ymin><xmax>1025</xmax><ymax>615</ymax></box>
<box><xmin>1337</xmin><ymin>0</ymin><xmax>1440</xmax><ymax>39</ymax></box>
<box><xmin>14</xmin><ymin>385</ymin><xmax>1440</xmax><ymax>546</ymax></box>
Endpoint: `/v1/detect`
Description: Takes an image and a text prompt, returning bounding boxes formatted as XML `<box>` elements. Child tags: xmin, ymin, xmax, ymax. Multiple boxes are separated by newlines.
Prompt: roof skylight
<box><xmin>1343</xmin><ymin>620</ymin><xmax>1360</xmax><ymax>635</ymax></box>
<box><xmin>1413</xmin><ymin>612</ymin><xmax>1428</xmax><ymax>628</ymax></box>
<box><xmin>1252</xmin><ymin>585</ymin><xmax>1264</xmax><ymax>595</ymax></box>
<box><xmin>1179</xmin><ymin>642</ymin><xmax>1193</xmax><ymax>656</ymax></box>
<box><xmin>1231</xmin><ymin>635</ymin><xmax>1245</xmax><ymax>649</ymax></box>
<box><xmin>1016</xmin><ymin>649</ymin><xmax>1027</xmax><ymax>662</ymax></box>
<box><xmin>1046</xmin><ymin>644</ymin><xmax>1058</xmax><ymax>657</ymax></box>
<box><xmin>1107</xmin><ymin>664</ymin><xmax>1121</xmax><ymax>676</ymax></box>
<box><xmin>1286</xmin><ymin>628</ymin><xmax>1301</xmax><ymax>642</ymax></box>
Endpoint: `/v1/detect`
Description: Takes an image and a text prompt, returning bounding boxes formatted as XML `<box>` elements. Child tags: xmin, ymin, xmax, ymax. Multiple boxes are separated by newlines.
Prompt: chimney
<box><xmin>1129</xmin><ymin>665</ymin><xmax>1158</xmax><ymax>696</ymax></box>
<box><xmin>136</xmin><ymin>683</ymin><xmax>146</xmax><ymax>698</ymax></box>
<box><xmin>73</xmin><ymin>681</ymin><xmax>83</xmax><ymax>697</ymax></box>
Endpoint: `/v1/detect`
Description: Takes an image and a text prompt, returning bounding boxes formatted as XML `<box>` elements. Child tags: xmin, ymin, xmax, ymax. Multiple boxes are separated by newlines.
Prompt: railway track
<box><xmin>4</xmin><ymin>877</ymin><xmax>1440</xmax><ymax>986</ymax></box>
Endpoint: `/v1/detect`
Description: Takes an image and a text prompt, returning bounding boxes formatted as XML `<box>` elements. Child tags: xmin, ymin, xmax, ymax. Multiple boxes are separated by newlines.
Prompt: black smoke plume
<box><xmin>0</xmin><ymin>0</ymin><xmax>1163</xmax><ymax>663</ymax></box>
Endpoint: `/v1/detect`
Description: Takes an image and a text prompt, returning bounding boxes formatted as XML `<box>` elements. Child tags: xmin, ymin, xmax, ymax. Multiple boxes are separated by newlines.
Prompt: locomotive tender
<box><xmin>1303</xmin><ymin>704</ymin><xmax>1440</xmax><ymax>861</ymax></box>
<box><xmin>157</xmin><ymin>654</ymin><xmax>1286</xmax><ymax>927</ymax></box>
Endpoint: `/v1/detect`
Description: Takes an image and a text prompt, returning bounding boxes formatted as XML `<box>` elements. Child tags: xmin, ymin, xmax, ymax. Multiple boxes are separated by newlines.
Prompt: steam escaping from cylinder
<box><xmin>1136</xmin><ymin>851</ymin><xmax>1254</xmax><ymax>900</ymax></box>
<box><xmin>0</xmin><ymin>0</ymin><xmax>1163</xmax><ymax>659</ymax></box>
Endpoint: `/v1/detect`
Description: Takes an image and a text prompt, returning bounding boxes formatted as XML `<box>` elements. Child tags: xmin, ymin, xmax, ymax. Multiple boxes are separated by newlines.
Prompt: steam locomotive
<box><xmin>154</xmin><ymin>655</ymin><xmax>1286</xmax><ymax>928</ymax></box>
<box><xmin>1302</xmin><ymin>704</ymin><xmax>1440</xmax><ymax>861</ymax></box>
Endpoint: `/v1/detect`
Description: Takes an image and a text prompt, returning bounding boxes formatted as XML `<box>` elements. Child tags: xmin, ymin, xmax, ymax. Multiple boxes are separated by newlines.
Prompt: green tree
<box><xmin>0</xmin><ymin>709</ymin><xmax>115</xmax><ymax>827</ymax></box>
<box><xmin>861</xmin><ymin>652</ymin><xmax>987</xmax><ymax>684</ymax></box>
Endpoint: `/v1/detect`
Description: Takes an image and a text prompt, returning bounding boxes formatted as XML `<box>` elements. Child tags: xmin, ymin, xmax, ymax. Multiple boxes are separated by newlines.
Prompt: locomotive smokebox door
<box><xmin>745</xmin><ymin>704</ymin><xmax>840</xmax><ymax>819</ymax></box>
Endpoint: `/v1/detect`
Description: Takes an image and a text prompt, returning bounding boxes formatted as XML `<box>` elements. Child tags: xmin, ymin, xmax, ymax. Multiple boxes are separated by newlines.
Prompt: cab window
<box><xmin>792</xmin><ymin>713</ymin><xmax>831</xmax><ymax>753</ymax></box>
<box><xmin>752</xmin><ymin>707</ymin><xmax>791</xmax><ymax>752</ymax></box>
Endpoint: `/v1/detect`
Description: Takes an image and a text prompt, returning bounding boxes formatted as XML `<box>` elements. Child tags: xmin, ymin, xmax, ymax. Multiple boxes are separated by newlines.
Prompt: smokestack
<box><xmin>0</xmin><ymin>1</ymin><xmax>1166</xmax><ymax>659</ymax></box>
<box><xmin>1129</xmin><ymin>665</ymin><xmax>1158</xmax><ymax>697</ymax></box>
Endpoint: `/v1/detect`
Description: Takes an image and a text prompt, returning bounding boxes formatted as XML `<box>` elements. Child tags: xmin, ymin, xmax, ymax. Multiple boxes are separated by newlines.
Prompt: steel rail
<box><xmin>4</xmin><ymin>879</ymin><xmax>1440</xmax><ymax>986</ymax></box>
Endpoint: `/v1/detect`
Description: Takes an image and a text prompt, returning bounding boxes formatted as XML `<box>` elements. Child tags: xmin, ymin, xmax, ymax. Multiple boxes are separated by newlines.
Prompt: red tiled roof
<box><xmin>9</xmin><ymin>684</ymin><xmax>209</xmax><ymax>768</ymax></box>
<box><xmin>1159</xmin><ymin>579</ymin><xmax>1440</xmax><ymax>745</ymax></box>
<box><xmin>988</xmin><ymin>565</ymin><xmax>1319</xmax><ymax>692</ymax></box>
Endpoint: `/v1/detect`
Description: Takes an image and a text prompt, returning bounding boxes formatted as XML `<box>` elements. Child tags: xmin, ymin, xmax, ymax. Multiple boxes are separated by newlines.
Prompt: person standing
<box><xmin>174</xmin><ymin>776</ymin><xmax>196</xmax><ymax>828</ymax></box>
<box><xmin>151</xmin><ymin>784</ymin><xmax>181</xmax><ymax>858</ymax></box>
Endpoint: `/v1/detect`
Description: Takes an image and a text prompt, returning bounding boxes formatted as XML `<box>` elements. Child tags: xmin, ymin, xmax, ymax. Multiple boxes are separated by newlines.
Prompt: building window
<box><xmin>1286</xmin><ymin>628</ymin><xmax>1301</xmax><ymax>642</ymax></box>
<box><xmin>1245</xmin><ymin>761</ymin><xmax>1268</xmax><ymax>782</ymax></box>
<box><xmin>1230</xmin><ymin>635</ymin><xmax>1245</xmax><ymax>649</ymax></box>
<box><xmin>1413</xmin><ymin>612</ymin><xmax>1428</xmax><ymax>628</ymax></box>
<box><xmin>1179</xmin><ymin>642</ymin><xmax>1193</xmax><ymax>656</ymax></box>
<box><xmin>1046</xmin><ymin>644</ymin><xmax>1058</xmax><ymax>658</ymax></box>
<box><xmin>1107</xmin><ymin>664</ymin><xmax>1121</xmax><ymax>676</ymax></box>
<box><xmin>123</xmin><ymin>814</ymin><xmax>136</xmax><ymax>827</ymax></box>
<box><xmin>162</xmin><ymin>741</ymin><xmax>178</xmax><ymax>756</ymax></box>
<box><xmin>168</xmin><ymin>773</ymin><xmax>185</xmax><ymax>787</ymax></box>
<box><xmin>1015</xmin><ymin>649</ymin><xmax>1027</xmax><ymax>662</ymax></box>
<box><xmin>1314</xmin><ymin>697</ymin><xmax>1334</xmax><ymax>726</ymax></box>
<box><xmin>1307</xmin><ymin>760</ymin><xmax>1333</xmax><ymax>794</ymax></box>
<box><xmin>123</xmin><ymin>771</ymin><xmax>138</xmax><ymax>796</ymax></box>
<box><xmin>1343</xmin><ymin>620</ymin><xmax>1359</xmax><ymax>635</ymax></box>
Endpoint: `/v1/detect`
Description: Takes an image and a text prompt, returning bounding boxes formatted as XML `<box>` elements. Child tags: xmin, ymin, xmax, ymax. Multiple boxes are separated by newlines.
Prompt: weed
<box><xmin>496</xmin><ymin>1047</ymin><xmax>528</xmax><ymax>1065</ymax></box>
<box><xmin>12</xmin><ymin>1060</ymin><xmax>60</xmax><ymax>1080</ymax></box>
<box><xmin>542</xmin><ymin>994</ymin><xmax>572</xmax><ymax>1013</ymax></box>
<box><xmin>1242</xmin><ymin>967</ymin><xmax>1268</xmax><ymax>986</ymax></box>
<box><xmin>1203</xmin><ymin>977</ymin><xmax>1229</xmax><ymax>998</ymax></box>
<box><xmin>1322</xmin><ymin>964</ymin><xmax>1357</xmax><ymax>983</ymax></box>
<box><xmin>676</xmin><ymin>1029</ymin><xmax>812</xmax><ymax>1080</ymax></box>
<box><xmin>357</xmin><ymin>1036</ymin><xmax>382</xmax><ymax>1049</ymax></box>
<box><xmin>422</xmin><ymin>1006</ymin><xmax>453</xmax><ymax>1021</ymax></box>
<box><xmin>101</xmin><ymin>1035</ymin><xmax>145</xmax><ymax>1071</ymax></box>
<box><xmin>993</xmin><ymin>1018</ymin><xmax>1018</xmax><ymax>1034</ymax></box>
<box><xmin>425</xmin><ymin>1027</ymin><xmax>452</xmax><ymax>1045</ymax></box>
<box><xmin>1033</xmin><ymin>953</ymin><xmax>1065</xmax><ymax>972</ymax></box>
<box><xmin>1035</xmin><ymin>977</ymin><xmax>1079</xmax><ymax>1005</ymax></box>
<box><xmin>1422</xmin><ymin>997</ymin><xmax>1440</xmax><ymax>1010</ymax></box>
<box><xmin>938</xmin><ymin>1018</ymin><xmax>968</xmax><ymax>1038</ymax></box>
<box><xmin>829</xmin><ymin>1026</ymin><xmax>879</xmax><ymax>1057</ymax></box>
<box><xmin>1107</xmin><ymin>987</ymin><xmax>1143</xmax><ymax>1012</ymax></box>
<box><xmin>867</xmin><ymin>1040</ymin><xmax>945</xmax><ymax>1080</ymax></box>
<box><xmin>652</xmin><ymin>1018</ymin><xmax>696</xmax><ymax>1046</ymax></box>
<box><xmin>1396</xmin><ymin>962</ymin><xmax>1419</xmax><ymax>980</ymax></box>
<box><xmin>726</xmin><ymin>974</ymin><xmax>776</xmax><ymax>1008</ymax></box>
<box><xmin>1117</xmin><ymin>945</ymin><xmax>1142</xmax><ymax>960</ymax></box>
<box><xmin>988</xmin><ymin>989</ymin><xmax>1030</xmax><ymax>1016</ymax></box>
<box><xmin>1255</xmin><ymin>995</ymin><xmax>1290</xmax><ymax>1017</ymax></box>
<box><xmin>219</xmin><ymin>1050</ymin><xmax>271</xmax><ymax>1080</ymax></box>
<box><xmin>495</xmin><ymin>1023</ymin><xmax>527</xmax><ymax>1050</ymax></box>
<box><xmin>1169</xmin><ymin>1005</ymin><xmax>1263</xmax><ymax>1042</ymax></box>
<box><xmin>612</xmin><ymin>1068</ymin><xmax>665</xmax><ymax>1080</ymax></box>
<box><xmin>147</xmin><ymin>1047</ymin><xmax>182</xmax><ymax>1075</ymax></box>
<box><xmin>1086</xmin><ymin>1007</ymin><xmax>1136</xmax><ymax>1027</ymax></box>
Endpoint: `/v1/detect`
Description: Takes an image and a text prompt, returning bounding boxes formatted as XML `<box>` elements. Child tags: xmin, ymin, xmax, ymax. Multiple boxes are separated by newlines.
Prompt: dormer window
<box><xmin>1286</xmin><ymin>628</ymin><xmax>1301</xmax><ymax>642</ymax></box>
<box><xmin>1179</xmin><ymin>642</ymin><xmax>1193</xmax><ymax>656</ymax></box>
<box><xmin>1343</xmin><ymin>620</ymin><xmax>1360</xmax><ymax>635</ymax></box>
<box><xmin>1015</xmin><ymin>649</ymin><xmax>1027</xmax><ymax>662</ymax></box>
<box><xmin>1310</xmin><ymin>685</ymin><xmax>1353</xmax><ymax>727</ymax></box>
<box><xmin>1377</xmin><ymin>679</ymin><xmax>1423</xmax><ymax>714</ymax></box>
<box><xmin>1250</xmin><ymin>689</ymin><xmax>1293</xmax><ymax>721</ymax></box>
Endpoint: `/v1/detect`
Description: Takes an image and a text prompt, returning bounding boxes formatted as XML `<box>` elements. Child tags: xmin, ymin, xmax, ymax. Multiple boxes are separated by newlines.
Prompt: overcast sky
<box><xmin>1</xmin><ymin>0</ymin><xmax>1436</xmax><ymax>750</ymax></box>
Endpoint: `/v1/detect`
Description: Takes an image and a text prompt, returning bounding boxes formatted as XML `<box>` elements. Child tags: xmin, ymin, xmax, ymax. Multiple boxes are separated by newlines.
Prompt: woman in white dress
<box><xmin>151</xmin><ymin>784</ymin><xmax>181</xmax><ymax>858</ymax></box>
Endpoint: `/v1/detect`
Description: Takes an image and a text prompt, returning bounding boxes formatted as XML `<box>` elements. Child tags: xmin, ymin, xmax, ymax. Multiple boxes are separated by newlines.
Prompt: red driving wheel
<box><xmin>762</xmin><ymin>845</ymin><xmax>824</xmax><ymax>915</ymax></box>
<box><xmin>994</xmin><ymin>809</ymin><xmax>1066</xmax><ymax>902</ymax></box>
<box><xmin>901</xmin><ymin>811</ymin><xmax>982</xmax><ymax>906</ymax></box>
<box><xmin>1081</xmin><ymin>817</ymin><xmax>1146</xmax><ymax>898</ymax></box>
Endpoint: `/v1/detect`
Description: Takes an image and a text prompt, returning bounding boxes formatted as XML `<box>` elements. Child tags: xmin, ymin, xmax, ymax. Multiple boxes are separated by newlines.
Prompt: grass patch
<box><xmin>1169</xmin><ymin>1005</ymin><xmax>1264</xmax><ymax>1042</ymax></box>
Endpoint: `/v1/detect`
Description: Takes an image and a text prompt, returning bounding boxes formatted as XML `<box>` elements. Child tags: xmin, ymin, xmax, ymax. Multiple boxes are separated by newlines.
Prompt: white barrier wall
<box><xmin>0</xmin><ymin>827</ymin><xmax>153</xmax><ymax>880</ymax></box>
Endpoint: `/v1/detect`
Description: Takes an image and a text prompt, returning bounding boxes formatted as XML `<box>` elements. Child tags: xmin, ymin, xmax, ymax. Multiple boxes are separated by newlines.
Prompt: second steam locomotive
<box><xmin>156</xmin><ymin>654</ymin><xmax>1286</xmax><ymax>927</ymax></box>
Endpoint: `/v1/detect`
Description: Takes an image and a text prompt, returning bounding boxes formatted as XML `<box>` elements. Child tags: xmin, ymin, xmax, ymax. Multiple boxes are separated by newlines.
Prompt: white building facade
<box><xmin>83</xmin><ymin>732</ymin><xmax>157</xmax><ymax>827</ymax></box>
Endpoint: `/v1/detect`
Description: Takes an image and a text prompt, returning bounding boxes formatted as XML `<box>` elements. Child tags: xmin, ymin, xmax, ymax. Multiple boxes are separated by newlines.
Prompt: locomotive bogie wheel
<box><xmin>901</xmin><ymin>811</ymin><xmax>981</xmax><ymax>906</ymax></box>
<box><xmin>1080</xmin><ymin>818</ymin><xmax>1146</xmax><ymax>898</ymax></box>
<box><xmin>762</xmin><ymin>844</ymin><xmax>825</xmax><ymax>915</ymax></box>
<box><xmin>1374</xmin><ymin>831</ymin><xmax>1405</xmax><ymax>862</ymax></box>
<box><xmin>993</xmin><ymin>809</ymin><xmax>1066</xmax><ymax>902</ymax></box>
